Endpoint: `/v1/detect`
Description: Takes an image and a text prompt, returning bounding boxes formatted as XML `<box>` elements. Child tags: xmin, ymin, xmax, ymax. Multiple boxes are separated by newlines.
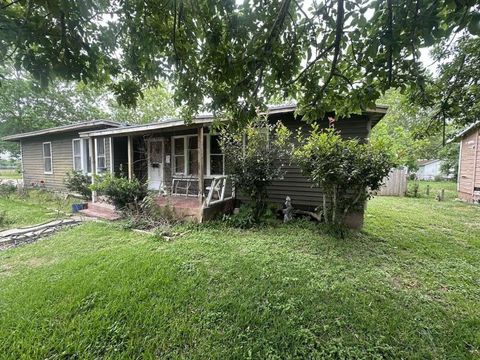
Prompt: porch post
<box><xmin>89</xmin><ymin>137</ymin><xmax>97</xmax><ymax>203</ymax></box>
<box><xmin>127</xmin><ymin>135</ymin><xmax>133</xmax><ymax>180</ymax></box>
<box><xmin>198</xmin><ymin>126</ymin><xmax>204</xmax><ymax>206</ymax></box>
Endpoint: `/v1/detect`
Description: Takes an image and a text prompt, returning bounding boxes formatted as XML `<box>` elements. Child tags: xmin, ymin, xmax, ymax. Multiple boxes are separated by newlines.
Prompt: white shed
<box><xmin>416</xmin><ymin>159</ymin><xmax>443</xmax><ymax>180</ymax></box>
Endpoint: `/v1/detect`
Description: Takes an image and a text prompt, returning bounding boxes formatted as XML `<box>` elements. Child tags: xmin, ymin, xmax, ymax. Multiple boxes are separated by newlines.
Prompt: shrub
<box><xmin>0</xmin><ymin>183</ymin><xmax>16</xmax><ymax>198</ymax></box>
<box><xmin>123</xmin><ymin>194</ymin><xmax>180</xmax><ymax>230</ymax></box>
<box><xmin>0</xmin><ymin>210</ymin><xmax>11</xmax><ymax>227</ymax></box>
<box><xmin>91</xmin><ymin>175</ymin><xmax>147</xmax><ymax>209</ymax></box>
<box><xmin>294</xmin><ymin>127</ymin><xmax>393</xmax><ymax>226</ymax></box>
<box><xmin>64</xmin><ymin>171</ymin><xmax>92</xmax><ymax>200</ymax></box>
<box><xmin>219</xmin><ymin>116</ymin><xmax>293</xmax><ymax>222</ymax></box>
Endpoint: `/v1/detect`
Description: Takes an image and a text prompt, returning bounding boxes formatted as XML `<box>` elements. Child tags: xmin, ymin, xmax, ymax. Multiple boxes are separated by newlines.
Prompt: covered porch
<box><xmin>80</xmin><ymin>119</ymin><xmax>235</xmax><ymax>221</ymax></box>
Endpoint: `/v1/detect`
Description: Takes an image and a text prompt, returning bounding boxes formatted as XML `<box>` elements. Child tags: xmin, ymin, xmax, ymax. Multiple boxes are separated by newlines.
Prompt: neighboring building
<box><xmin>3</xmin><ymin>105</ymin><xmax>388</xmax><ymax>227</ymax></box>
<box><xmin>453</xmin><ymin>122</ymin><xmax>480</xmax><ymax>203</ymax></box>
<box><xmin>416</xmin><ymin>159</ymin><xmax>443</xmax><ymax>180</ymax></box>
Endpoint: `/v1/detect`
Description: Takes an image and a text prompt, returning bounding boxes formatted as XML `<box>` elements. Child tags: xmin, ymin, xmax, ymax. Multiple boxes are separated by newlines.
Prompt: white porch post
<box><xmin>127</xmin><ymin>135</ymin><xmax>134</xmax><ymax>180</ymax></box>
<box><xmin>89</xmin><ymin>137</ymin><xmax>97</xmax><ymax>203</ymax></box>
<box><xmin>198</xmin><ymin>126</ymin><xmax>205</xmax><ymax>206</ymax></box>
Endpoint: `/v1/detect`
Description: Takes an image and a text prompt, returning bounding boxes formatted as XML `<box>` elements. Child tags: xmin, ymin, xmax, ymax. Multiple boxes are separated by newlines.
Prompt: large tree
<box><xmin>0</xmin><ymin>67</ymin><xmax>109</xmax><ymax>157</ymax></box>
<box><xmin>1</xmin><ymin>0</ymin><xmax>479</xmax><ymax>125</ymax></box>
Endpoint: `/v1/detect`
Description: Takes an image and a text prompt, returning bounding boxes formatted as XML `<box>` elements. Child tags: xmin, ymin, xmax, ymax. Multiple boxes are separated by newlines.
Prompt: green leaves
<box><xmin>1</xmin><ymin>0</ymin><xmax>479</xmax><ymax>127</ymax></box>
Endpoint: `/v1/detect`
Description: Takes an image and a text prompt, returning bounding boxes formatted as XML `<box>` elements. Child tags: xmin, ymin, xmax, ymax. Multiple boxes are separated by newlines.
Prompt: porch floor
<box><xmin>156</xmin><ymin>195</ymin><xmax>203</xmax><ymax>221</ymax></box>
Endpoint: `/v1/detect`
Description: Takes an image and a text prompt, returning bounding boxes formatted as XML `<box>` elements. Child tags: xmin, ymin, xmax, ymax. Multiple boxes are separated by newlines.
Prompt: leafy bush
<box><xmin>64</xmin><ymin>171</ymin><xmax>92</xmax><ymax>200</ymax></box>
<box><xmin>0</xmin><ymin>183</ymin><xmax>16</xmax><ymax>198</ymax></box>
<box><xmin>0</xmin><ymin>210</ymin><xmax>11</xmax><ymax>228</ymax></box>
<box><xmin>294</xmin><ymin>127</ymin><xmax>393</xmax><ymax>226</ymax></box>
<box><xmin>219</xmin><ymin>117</ymin><xmax>293</xmax><ymax>222</ymax></box>
<box><xmin>91</xmin><ymin>175</ymin><xmax>147</xmax><ymax>209</ymax></box>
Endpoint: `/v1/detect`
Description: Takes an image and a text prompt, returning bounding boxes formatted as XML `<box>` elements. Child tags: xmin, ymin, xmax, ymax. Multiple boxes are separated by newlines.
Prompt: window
<box><xmin>72</xmin><ymin>139</ymin><xmax>92</xmax><ymax>173</ymax></box>
<box><xmin>172</xmin><ymin>134</ymin><xmax>225</xmax><ymax>176</ymax></box>
<box><xmin>173</xmin><ymin>137</ymin><xmax>185</xmax><ymax>174</ymax></box>
<box><xmin>72</xmin><ymin>139</ymin><xmax>82</xmax><ymax>171</ymax></box>
<box><xmin>43</xmin><ymin>142</ymin><xmax>53</xmax><ymax>174</ymax></box>
<box><xmin>209</xmin><ymin>135</ymin><xmax>224</xmax><ymax>175</ymax></box>
<box><xmin>187</xmin><ymin>136</ymin><xmax>198</xmax><ymax>175</ymax></box>
<box><xmin>96</xmin><ymin>138</ymin><xmax>106</xmax><ymax>172</ymax></box>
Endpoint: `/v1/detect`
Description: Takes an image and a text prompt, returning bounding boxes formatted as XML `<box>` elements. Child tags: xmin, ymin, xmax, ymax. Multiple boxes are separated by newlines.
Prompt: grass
<box><xmin>407</xmin><ymin>179</ymin><xmax>457</xmax><ymax>200</ymax></box>
<box><xmin>0</xmin><ymin>169</ymin><xmax>21</xmax><ymax>180</ymax></box>
<box><xmin>0</xmin><ymin>190</ymin><xmax>76</xmax><ymax>230</ymax></box>
<box><xmin>0</xmin><ymin>189</ymin><xmax>479</xmax><ymax>358</ymax></box>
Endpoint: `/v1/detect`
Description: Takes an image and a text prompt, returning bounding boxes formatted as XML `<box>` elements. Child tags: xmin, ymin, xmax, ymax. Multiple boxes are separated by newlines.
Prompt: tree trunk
<box><xmin>322</xmin><ymin>192</ymin><xmax>328</xmax><ymax>224</ymax></box>
<box><xmin>332</xmin><ymin>185</ymin><xmax>337</xmax><ymax>224</ymax></box>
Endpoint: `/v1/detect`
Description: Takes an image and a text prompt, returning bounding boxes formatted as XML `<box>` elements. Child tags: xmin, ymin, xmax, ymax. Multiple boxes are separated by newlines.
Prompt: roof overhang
<box><xmin>2</xmin><ymin>120</ymin><xmax>123</xmax><ymax>142</ymax></box>
<box><xmin>81</xmin><ymin>105</ymin><xmax>389</xmax><ymax>138</ymax></box>
<box><xmin>447</xmin><ymin>121</ymin><xmax>480</xmax><ymax>143</ymax></box>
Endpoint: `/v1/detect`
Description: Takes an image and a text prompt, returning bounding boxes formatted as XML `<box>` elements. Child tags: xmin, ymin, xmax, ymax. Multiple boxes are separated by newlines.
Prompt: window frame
<box><xmin>42</xmin><ymin>142</ymin><xmax>53</xmax><ymax>174</ymax></box>
<box><xmin>72</xmin><ymin>138</ymin><xmax>83</xmax><ymax>172</ymax></box>
<box><xmin>95</xmin><ymin>138</ymin><xmax>107</xmax><ymax>173</ymax></box>
<box><xmin>172</xmin><ymin>134</ymin><xmax>225</xmax><ymax>177</ymax></box>
<box><xmin>206</xmin><ymin>134</ymin><xmax>225</xmax><ymax>176</ymax></box>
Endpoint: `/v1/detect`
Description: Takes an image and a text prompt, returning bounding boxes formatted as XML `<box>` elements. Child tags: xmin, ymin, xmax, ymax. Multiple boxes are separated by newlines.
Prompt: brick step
<box><xmin>79</xmin><ymin>204</ymin><xmax>121</xmax><ymax>221</ymax></box>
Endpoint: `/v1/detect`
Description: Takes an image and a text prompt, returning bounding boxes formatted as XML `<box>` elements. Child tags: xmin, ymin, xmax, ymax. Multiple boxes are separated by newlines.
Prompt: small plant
<box><xmin>0</xmin><ymin>183</ymin><xmax>16</xmax><ymax>198</ymax></box>
<box><xmin>123</xmin><ymin>193</ymin><xmax>180</xmax><ymax>230</ymax></box>
<box><xmin>0</xmin><ymin>210</ymin><xmax>12</xmax><ymax>228</ymax></box>
<box><xmin>64</xmin><ymin>171</ymin><xmax>92</xmax><ymax>200</ymax></box>
<box><xmin>91</xmin><ymin>175</ymin><xmax>147</xmax><ymax>209</ymax></box>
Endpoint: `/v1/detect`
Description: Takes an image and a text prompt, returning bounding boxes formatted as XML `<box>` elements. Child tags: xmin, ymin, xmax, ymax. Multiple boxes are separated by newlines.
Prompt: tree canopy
<box><xmin>1</xmin><ymin>0</ymin><xmax>479</xmax><ymax>125</ymax></box>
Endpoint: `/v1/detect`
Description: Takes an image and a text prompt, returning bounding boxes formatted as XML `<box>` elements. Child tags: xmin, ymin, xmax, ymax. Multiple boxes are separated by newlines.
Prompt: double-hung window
<box><xmin>173</xmin><ymin>134</ymin><xmax>225</xmax><ymax>176</ymax></box>
<box><xmin>96</xmin><ymin>138</ymin><xmax>106</xmax><ymax>173</ymax></box>
<box><xmin>43</xmin><ymin>142</ymin><xmax>53</xmax><ymax>174</ymax></box>
<box><xmin>173</xmin><ymin>137</ymin><xmax>186</xmax><ymax>174</ymax></box>
<box><xmin>172</xmin><ymin>135</ymin><xmax>199</xmax><ymax>175</ymax></box>
<box><xmin>72</xmin><ymin>139</ymin><xmax>92</xmax><ymax>174</ymax></box>
<box><xmin>208</xmin><ymin>135</ymin><xmax>225</xmax><ymax>175</ymax></box>
<box><xmin>72</xmin><ymin>139</ymin><xmax>83</xmax><ymax>171</ymax></box>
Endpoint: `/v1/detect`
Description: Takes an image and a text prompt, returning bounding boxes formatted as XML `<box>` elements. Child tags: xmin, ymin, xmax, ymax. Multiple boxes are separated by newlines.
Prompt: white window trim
<box><xmin>95</xmin><ymin>138</ymin><xmax>107</xmax><ymax>173</ymax></box>
<box><xmin>72</xmin><ymin>138</ymin><xmax>83</xmax><ymax>172</ymax></box>
<box><xmin>207</xmin><ymin>134</ymin><xmax>225</xmax><ymax>176</ymax></box>
<box><xmin>172</xmin><ymin>135</ymin><xmax>197</xmax><ymax>175</ymax></box>
<box><xmin>171</xmin><ymin>134</ymin><xmax>225</xmax><ymax>177</ymax></box>
<box><xmin>43</xmin><ymin>142</ymin><xmax>53</xmax><ymax>174</ymax></box>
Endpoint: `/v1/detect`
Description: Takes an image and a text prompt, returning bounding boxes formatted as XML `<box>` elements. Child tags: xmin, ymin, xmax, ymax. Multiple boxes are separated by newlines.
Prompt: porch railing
<box><xmin>204</xmin><ymin>176</ymin><xmax>231</xmax><ymax>207</ymax></box>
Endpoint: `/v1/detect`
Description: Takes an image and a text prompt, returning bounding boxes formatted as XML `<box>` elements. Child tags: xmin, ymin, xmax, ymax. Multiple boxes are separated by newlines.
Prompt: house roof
<box><xmin>80</xmin><ymin>105</ymin><xmax>389</xmax><ymax>138</ymax></box>
<box><xmin>448</xmin><ymin>121</ymin><xmax>480</xmax><ymax>143</ymax></box>
<box><xmin>2</xmin><ymin>120</ymin><xmax>123</xmax><ymax>142</ymax></box>
<box><xmin>417</xmin><ymin>159</ymin><xmax>441</xmax><ymax>166</ymax></box>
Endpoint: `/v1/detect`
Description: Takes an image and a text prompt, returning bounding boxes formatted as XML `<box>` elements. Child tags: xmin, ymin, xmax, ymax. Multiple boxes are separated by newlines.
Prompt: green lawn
<box><xmin>0</xmin><ymin>169</ymin><xmax>21</xmax><ymax>180</ymax></box>
<box><xmin>0</xmin><ymin>191</ymin><xmax>479</xmax><ymax>358</ymax></box>
<box><xmin>0</xmin><ymin>191</ymin><xmax>76</xmax><ymax>230</ymax></box>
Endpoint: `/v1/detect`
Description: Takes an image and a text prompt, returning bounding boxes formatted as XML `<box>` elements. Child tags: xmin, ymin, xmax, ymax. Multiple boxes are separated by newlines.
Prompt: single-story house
<box><xmin>2</xmin><ymin>104</ymin><xmax>387</xmax><ymax>227</ymax></box>
<box><xmin>452</xmin><ymin>121</ymin><xmax>480</xmax><ymax>203</ymax></box>
<box><xmin>415</xmin><ymin>159</ymin><xmax>443</xmax><ymax>180</ymax></box>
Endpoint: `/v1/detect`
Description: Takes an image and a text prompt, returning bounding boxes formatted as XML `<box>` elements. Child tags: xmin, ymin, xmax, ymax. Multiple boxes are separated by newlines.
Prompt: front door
<box><xmin>148</xmin><ymin>139</ymin><xmax>164</xmax><ymax>190</ymax></box>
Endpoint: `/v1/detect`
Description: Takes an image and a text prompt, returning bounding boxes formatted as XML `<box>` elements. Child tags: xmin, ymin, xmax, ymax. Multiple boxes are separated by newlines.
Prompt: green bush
<box><xmin>64</xmin><ymin>171</ymin><xmax>92</xmax><ymax>200</ymax></box>
<box><xmin>294</xmin><ymin>127</ymin><xmax>393</xmax><ymax>226</ymax></box>
<box><xmin>0</xmin><ymin>210</ymin><xmax>11</xmax><ymax>228</ymax></box>
<box><xmin>219</xmin><ymin>117</ymin><xmax>293</xmax><ymax>222</ymax></box>
<box><xmin>0</xmin><ymin>183</ymin><xmax>16</xmax><ymax>198</ymax></box>
<box><xmin>91</xmin><ymin>175</ymin><xmax>147</xmax><ymax>209</ymax></box>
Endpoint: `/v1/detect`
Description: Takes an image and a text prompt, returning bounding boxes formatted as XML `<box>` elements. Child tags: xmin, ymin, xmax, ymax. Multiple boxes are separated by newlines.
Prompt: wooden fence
<box><xmin>376</xmin><ymin>168</ymin><xmax>408</xmax><ymax>196</ymax></box>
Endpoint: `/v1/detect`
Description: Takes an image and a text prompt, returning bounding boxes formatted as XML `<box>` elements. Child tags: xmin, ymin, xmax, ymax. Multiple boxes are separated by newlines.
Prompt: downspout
<box><xmin>473</xmin><ymin>129</ymin><xmax>479</xmax><ymax>197</ymax></box>
<box><xmin>457</xmin><ymin>139</ymin><xmax>462</xmax><ymax>192</ymax></box>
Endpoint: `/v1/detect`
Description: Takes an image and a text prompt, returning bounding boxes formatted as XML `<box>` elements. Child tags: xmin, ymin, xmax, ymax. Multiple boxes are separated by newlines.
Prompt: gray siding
<box><xmin>21</xmin><ymin>131</ymin><xmax>112</xmax><ymax>191</ymax></box>
<box><xmin>262</xmin><ymin>113</ymin><xmax>370</xmax><ymax>209</ymax></box>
